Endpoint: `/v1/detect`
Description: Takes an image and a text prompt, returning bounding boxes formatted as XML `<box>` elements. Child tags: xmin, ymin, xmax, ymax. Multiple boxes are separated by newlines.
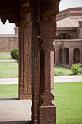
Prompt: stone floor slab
<box><xmin>0</xmin><ymin>100</ymin><xmax>32</xmax><ymax>122</ymax></box>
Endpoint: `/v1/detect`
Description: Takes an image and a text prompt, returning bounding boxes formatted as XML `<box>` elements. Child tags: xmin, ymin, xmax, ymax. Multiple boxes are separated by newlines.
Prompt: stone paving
<box><xmin>0</xmin><ymin>76</ymin><xmax>82</xmax><ymax>84</ymax></box>
<box><xmin>54</xmin><ymin>75</ymin><xmax>82</xmax><ymax>83</ymax></box>
<box><xmin>0</xmin><ymin>60</ymin><xmax>17</xmax><ymax>63</ymax></box>
<box><xmin>0</xmin><ymin>100</ymin><xmax>32</xmax><ymax>123</ymax></box>
<box><xmin>0</xmin><ymin>78</ymin><xmax>18</xmax><ymax>84</ymax></box>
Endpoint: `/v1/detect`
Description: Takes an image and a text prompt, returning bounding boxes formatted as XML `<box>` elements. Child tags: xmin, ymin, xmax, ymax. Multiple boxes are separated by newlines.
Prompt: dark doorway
<box><xmin>64</xmin><ymin>48</ymin><xmax>69</xmax><ymax>65</ymax></box>
<box><xmin>73</xmin><ymin>48</ymin><xmax>80</xmax><ymax>63</ymax></box>
<box><xmin>59</xmin><ymin>48</ymin><xmax>62</xmax><ymax>64</ymax></box>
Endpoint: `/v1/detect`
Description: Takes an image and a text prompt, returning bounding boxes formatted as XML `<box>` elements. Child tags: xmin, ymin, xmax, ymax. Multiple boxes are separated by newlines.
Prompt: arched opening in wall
<box><xmin>64</xmin><ymin>48</ymin><xmax>69</xmax><ymax>65</ymax></box>
<box><xmin>0</xmin><ymin>19</ymin><xmax>18</xmax><ymax>99</ymax></box>
<box><xmin>73</xmin><ymin>48</ymin><xmax>80</xmax><ymax>64</ymax></box>
<box><xmin>59</xmin><ymin>48</ymin><xmax>62</xmax><ymax>64</ymax></box>
<box><xmin>56</xmin><ymin>33</ymin><xmax>72</xmax><ymax>39</ymax></box>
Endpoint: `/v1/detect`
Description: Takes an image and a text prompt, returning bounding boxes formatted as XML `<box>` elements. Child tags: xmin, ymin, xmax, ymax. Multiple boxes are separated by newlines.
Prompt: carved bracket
<box><xmin>41</xmin><ymin>90</ymin><xmax>54</xmax><ymax>106</ymax></box>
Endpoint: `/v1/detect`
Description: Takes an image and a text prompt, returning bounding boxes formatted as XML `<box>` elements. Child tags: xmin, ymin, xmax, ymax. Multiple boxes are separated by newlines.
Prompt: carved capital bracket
<box><xmin>41</xmin><ymin>0</ymin><xmax>60</xmax><ymax>18</ymax></box>
<box><xmin>41</xmin><ymin>38</ymin><xmax>55</xmax><ymax>51</ymax></box>
<box><xmin>40</xmin><ymin>90</ymin><xmax>54</xmax><ymax>106</ymax></box>
<box><xmin>19</xmin><ymin>0</ymin><xmax>32</xmax><ymax>27</ymax></box>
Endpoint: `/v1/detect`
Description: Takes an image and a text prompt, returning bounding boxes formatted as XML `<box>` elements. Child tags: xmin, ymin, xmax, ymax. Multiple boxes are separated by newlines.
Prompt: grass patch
<box><xmin>55</xmin><ymin>82</ymin><xmax>82</xmax><ymax>124</ymax></box>
<box><xmin>54</xmin><ymin>66</ymin><xmax>73</xmax><ymax>76</ymax></box>
<box><xmin>0</xmin><ymin>62</ymin><xmax>18</xmax><ymax>78</ymax></box>
<box><xmin>0</xmin><ymin>52</ymin><xmax>11</xmax><ymax>60</ymax></box>
<box><xmin>0</xmin><ymin>84</ymin><xmax>18</xmax><ymax>98</ymax></box>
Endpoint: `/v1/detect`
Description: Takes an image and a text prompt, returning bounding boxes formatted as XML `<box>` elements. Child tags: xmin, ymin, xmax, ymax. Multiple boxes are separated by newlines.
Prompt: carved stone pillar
<box><xmin>39</xmin><ymin>41</ymin><xmax>56</xmax><ymax>124</ymax></box>
<box><xmin>19</xmin><ymin>4</ymin><xmax>32</xmax><ymax>99</ymax></box>
<box><xmin>31</xmin><ymin>0</ymin><xmax>60</xmax><ymax>123</ymax></box>
<box><xmin>69</xmin><ymin>47</ymin><xmax>74</xmax><ymax>67</ymax></box>
<box><xmin>38</xmin><ymin>1</ymin><xmax>59</xmax><ymax>123</ymax></box>
<box><xmin>55</xmin><ymin>46</ymin><xmax>59</xmax><ymax>65</ymax></box>
<box><xmin>80</xmin><ymin>47</ymin><xmax>82</xmax><ymax>64</ymax></box>
<box><xmin>62</xmin><ymin>48</ymin><xmax>65</xmax><ymax>65</ymax></box>
<box><xmin>31</xmin><ymin>0</ymin><xmax>40</xmax><ymax>123</ymax></box>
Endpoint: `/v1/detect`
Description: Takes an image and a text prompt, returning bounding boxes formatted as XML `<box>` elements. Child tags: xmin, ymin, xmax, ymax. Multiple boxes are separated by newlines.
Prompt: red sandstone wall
<box><xmin>0</xmin><ymin>35</ymin><xmax>18</xmax><ymax>52</ymax></box>
<box><xmin>56</xmin><ymin>7</ymin><xmax>82</xmax><ymax>21</ymax></box>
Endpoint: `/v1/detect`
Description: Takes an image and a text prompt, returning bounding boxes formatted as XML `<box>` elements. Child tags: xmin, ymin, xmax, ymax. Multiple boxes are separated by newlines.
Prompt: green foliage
<box><xmin>71</xmin><ymin>63</ymin><xmax>81</xmax><ymax>75</ymax></box>
<box><xmin>11</xmin><ymin>49</ymin><xmax>18</xmax><ymax>60</ymax></box>
<box><xmin>57</xmin><ymin>71</ymin><xmax>64</xmax><ymax>76</ymax></box>
<box><xmin>15</xmin><ymin>50</ymin><xmax>18</xmax><ymax>60</ymax></box>
<box><xmin>54</xmin><ymin>66</ymin><xmax>72</xmax><ymax>76</ymax></box>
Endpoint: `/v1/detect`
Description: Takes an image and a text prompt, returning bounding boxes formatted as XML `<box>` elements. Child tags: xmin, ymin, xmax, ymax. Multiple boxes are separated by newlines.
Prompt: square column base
<box><xmin>39</xmin><ymin>105</ymin><xmax>56</xmax><ymax>124</ymax></box>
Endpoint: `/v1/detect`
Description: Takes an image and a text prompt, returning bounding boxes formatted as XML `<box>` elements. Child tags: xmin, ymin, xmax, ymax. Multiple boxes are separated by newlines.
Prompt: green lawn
<box><xmin>0</xmin><ymin>84</ymin><xmax>18</xmax><ymax>98</ymax></box>
<box><xmin>54</xmin><ymin>66</ymin><xmax>73</xmax><ymax>76</ymax></box>
<box><xmin>0</xmin><ymin>62</ymin><xmax>18</xmax><ymax>78</ymax></box>
<box><xmin>0</xmin><ymin>52</ymin><xmax>11</xmax><ymax>60</ymax></box>
<box><xmin>55</xmin><ymin>82</ymin><xmax>82</xmax><ymax>124</ymax></box>
<box><xmin>0</xmin><ymin>82</ymin><xmax>82</xmax><ymax>124</ymax></box>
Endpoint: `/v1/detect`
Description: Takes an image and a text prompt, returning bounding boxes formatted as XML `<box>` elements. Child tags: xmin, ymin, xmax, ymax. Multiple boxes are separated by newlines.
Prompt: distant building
<box><xmin>55</xmin><ymin>7</ymin><xmax>82</xmax><ymax>67</ymax></box>
<box><xmin>0</xmin><ymin>27</ymin><xmax>18</xmax><ymax>52</ymax></box>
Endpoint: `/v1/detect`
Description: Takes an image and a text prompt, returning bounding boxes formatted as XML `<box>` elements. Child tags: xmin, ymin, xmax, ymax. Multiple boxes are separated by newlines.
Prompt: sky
<box><xmin>59</xmin><ymin>0</ymin><xmax>82</xmax><ymax>11</ymax></box>
<box><xmin>0</xmin><ymin>20</ymin><xmax>15</xmax><ymax>34</ymax></box>
<box><xmin>0</xmin><ymin>0</ymin><xmax>82</xmax><ymax>34</ymax></box>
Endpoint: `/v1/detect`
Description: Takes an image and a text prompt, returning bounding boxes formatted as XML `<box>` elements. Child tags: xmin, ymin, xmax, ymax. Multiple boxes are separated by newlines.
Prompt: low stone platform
<box><xmin>0</xmin><ymin>99</ymin><xmax>32</xmax><ymax>124</ymax></box>
<box><xmin>0</xmin><ymin>121</ymin><xmax>32</xmax><ymax>124</ymax></box>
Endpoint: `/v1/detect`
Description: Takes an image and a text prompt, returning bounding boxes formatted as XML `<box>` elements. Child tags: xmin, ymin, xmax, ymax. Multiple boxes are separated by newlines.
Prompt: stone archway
<box><xmin>73</xmin><ymin>48</ymin><xmax>80</xmax><ymax>64</ymax></box>
<box><xmin>56</xmin><ymin>33</ymin><xmax>72</xmax><ymax>39</ymax></box>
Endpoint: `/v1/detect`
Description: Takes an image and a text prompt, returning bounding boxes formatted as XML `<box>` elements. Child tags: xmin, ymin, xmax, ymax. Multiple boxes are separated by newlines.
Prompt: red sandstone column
<box><xmin>55</xmin><ymin>47</ymin><xmax>59</xmax><ymax>65</ymax></box>
<box><xmin>31</xmin><ymin>1</ymin><xmax>40</xmax><ymax>123</ymax></box>
<box><xmin>69</xmin><ymin>47</ymin><xmax>74</xmax><ymax>67</ymax></box>
<box><xmin>80</xmin><ymin>47</ymin><xmax>82</xmax><ymax>64</ymax></box>
<box><xmin>32</xmin><ymin>44</ymin><xmax>40</xmax><ymax>124</ymax></box>
<box><xmin>39</xmin><ymin>41</ymin><xmax>56</xmax><ymax>124</ymax></box>
<box><xmin>19</xmin><ymin>5</ymin><xmax>32</xmax><ymax>99</ymax></box>
<box><xmin>39</xmin><ymin>1</ymin><xmax>59</xmax><ymax>122</ymax></box>
<box><xmin>62</xmin><ymin>48</ymin><xmax>65</xmax><ymax>65</ymax></box>
<box><xmin>31</xmin><ymin>0</ymin><xmax>60</xmax><ymax>123</ymax></box>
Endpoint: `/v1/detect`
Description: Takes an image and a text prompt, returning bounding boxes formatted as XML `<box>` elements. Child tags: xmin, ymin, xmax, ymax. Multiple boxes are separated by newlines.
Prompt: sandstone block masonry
<box><xmin>0</xmin><ymin>34</ymin><xmax>18</xmax><ymax>52</ymax></box>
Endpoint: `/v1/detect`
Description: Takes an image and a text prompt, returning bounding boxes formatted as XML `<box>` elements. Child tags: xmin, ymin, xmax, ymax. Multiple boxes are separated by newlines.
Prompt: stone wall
<box><xmin>54</xmin><ymin>39</ymin><xmax>82</xmax><ymax>67</ymax></box>
<box><xmin>0</xmin><ymin>34</ymin><xmax>18</xmax><ymax>52</ymax></box>
<box><xmin>56</xmin><ymin>8</ymin><xmax>82</xmax><ymax>21</ymax></box>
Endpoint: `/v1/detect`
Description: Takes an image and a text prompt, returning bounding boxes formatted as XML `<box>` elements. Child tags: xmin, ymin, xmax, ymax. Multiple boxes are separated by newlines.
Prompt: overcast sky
<box><xmin>0</xmin><ymin>20</ymin><xmax>15</xmax><ymax>34</ymax></box>
<box><xmin>0</xmin><ymin>0</ymin><xmax>82</xmax><ymax>34</ymax></box>
<box><xmin>60</xmin><ymin>0</ymin><xmax>82</xmax><ymax>11</ymax></box>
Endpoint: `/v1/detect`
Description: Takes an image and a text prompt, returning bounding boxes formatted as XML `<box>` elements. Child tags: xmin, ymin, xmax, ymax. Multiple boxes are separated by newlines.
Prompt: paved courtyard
<box><xmin>0</xmin><ymin>60</ymin><xmax>17</xmax><ymax>63</ymax></box>
<box><xmin>0</xmin><ymin>78</ymin><xmax>18</xmax><ymax>84</ymax></box>
<box><xmin>0</xmin><ymin>76</ymin><xmax>82</xmax><ymax>84</ymax></box>
<box><xmin>0</xmin><ymin>100</ymin><xmax>32</xmax><ymax>124</ymax></box>
<box><xmin>54</xmin><ymin>75</ymin><xmax>82</xmax><ymax>83</ymax></box>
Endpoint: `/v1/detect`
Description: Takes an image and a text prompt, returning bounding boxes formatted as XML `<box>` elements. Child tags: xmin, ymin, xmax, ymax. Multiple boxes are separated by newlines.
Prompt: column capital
<box><xmin>41</xmin><ymin>0</ymin><xmax>60</xmax><ymax>18</ymax></box>
<box><xmin>20</xmin><ymin>1</ymin><xmax>32</xmax><ymax>27</ymax></box>
<box><xmin>40</xmin><ymin>91</ymin><xmax>54</xmax><ymax>106</ymax></box>
<box><xmin>41</xmin><ymin>40</ymin><xmax>55</xmax><ymax>51</ymax></box>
